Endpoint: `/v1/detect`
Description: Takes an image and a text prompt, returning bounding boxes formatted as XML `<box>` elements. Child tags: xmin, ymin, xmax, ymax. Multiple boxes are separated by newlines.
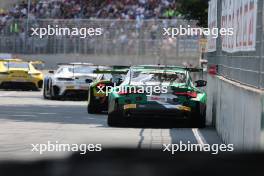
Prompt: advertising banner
<box><xmin>207</xmin><ymin>0</ymin><xmax>217</xmax><ymax>52</ymax></box>
<box><xmin>221</xmin><ymin>0</ymin><xmax>258</xmax><ymax>53</ymax></box>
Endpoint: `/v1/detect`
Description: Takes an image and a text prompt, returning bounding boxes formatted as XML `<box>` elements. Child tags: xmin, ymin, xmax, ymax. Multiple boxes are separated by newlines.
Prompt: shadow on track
<box><xmin>1</xmin><ymin>148</ymin><xmax>264</xmax><ymax>176</ymax></box>
<box><xmin>116</xmin><ymin>119</ymin><xmax>198</xmax><ymax>129</ymax></box>
<box><xmin>0</xmin><ymin>105</ymin><xmax>107</xmax><ymax>127</ymax></box>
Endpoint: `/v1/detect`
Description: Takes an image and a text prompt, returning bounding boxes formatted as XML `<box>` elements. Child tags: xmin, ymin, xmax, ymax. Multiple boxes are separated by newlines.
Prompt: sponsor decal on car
<box><xmin>177</xmin><ymin>105</ymin><xmax>191</xmax><ymax>112</ymax></box>
<box><xmin>124</xmin><ymin>104</ymin><xmax>137</xmax><ymax>110</ymax></box>
<box><xmin>66</xmin><ymin>85</ymin><xmax>75</xmax><ymax>89</ymax></box>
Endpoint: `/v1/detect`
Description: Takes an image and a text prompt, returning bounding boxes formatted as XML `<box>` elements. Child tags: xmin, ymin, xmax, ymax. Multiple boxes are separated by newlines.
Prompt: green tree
<box><xmin>177</xmin><ymin>0</ymin><xmax>209</xmax><ymax>27</ymax></box>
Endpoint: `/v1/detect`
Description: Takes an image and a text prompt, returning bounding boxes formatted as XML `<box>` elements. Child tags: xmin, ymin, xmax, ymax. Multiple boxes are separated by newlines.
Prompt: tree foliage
<box><xmin>177</xmin><ymin>0</ymin><xmax>209</xmax><ymax>27</ymax></box>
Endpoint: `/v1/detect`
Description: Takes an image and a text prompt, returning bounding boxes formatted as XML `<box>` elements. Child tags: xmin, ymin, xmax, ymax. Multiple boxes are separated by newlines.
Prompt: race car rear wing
<box><xmin>185</xmin><ymin>67</ymin><xmax>203</xmax><ymax>72</ymax></box>
<box><xmin>0</xmin><ymin>59</ymin><xmax>44</xmax><ymax>71</ymax></box>
<box><xmin>29</xmin><ymin>60</ymin><xmax>45</xmax><ymax>65</ymax></box>
<box><xmin>55</xmin><ymin>63</ymin><xmax>98</xmax><ymax>77</ymax></box>
<box><xmin>93</xmin><ymin>70</ymin><xmax>128</xmax><ymax>74</ymax></box>
<box><xmin>93</xmin><ymin>65</ymin><xmax>130</xmax><ymax>74</ymax></box>
<box><xmin>133</xmin><ymin>65</ymin><xmax>203</xmax><ymax>72</ymax></box>
<box><xmin>53</xmin><ymin>63</ymin><xmax>129</xmax><ymax>77</ymax></box>
<box><xmin>0</xmin><ymin>59</ymin><xmax>25</xmax><ymax>71</ymax></box>
<box><xmin>0</xmin><ymin>59</ymin><xmax>44</xmax><ymax>64</ymax></box>
<box><xmin>57</xmin><ymin>63</ymin><xmax>94</xmax><ymax>66</ymax></box>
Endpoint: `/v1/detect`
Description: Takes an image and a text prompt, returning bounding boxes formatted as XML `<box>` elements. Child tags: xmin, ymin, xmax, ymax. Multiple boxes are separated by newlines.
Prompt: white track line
<box><xmin>0</xmin><ymin>92</ymin><xmax>14</xmax><ymax>97</ymax></box>
<box><xmin>192</xmin><ymin>128</ymin><xmax>208</xmax><ymax>146</ymax></box>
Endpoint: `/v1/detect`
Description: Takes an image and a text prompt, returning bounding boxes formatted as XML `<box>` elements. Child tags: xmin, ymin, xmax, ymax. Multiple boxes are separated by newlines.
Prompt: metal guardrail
<box><xmin>207</xmin><ymin>0</ymin><xmax>264</xmax><ymax>89</ymax></box>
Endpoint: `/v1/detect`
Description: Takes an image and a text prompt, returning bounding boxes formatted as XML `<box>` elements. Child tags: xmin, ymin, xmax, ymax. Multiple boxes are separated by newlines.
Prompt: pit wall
<box><xmin>206</xmin><ymin>74</ymin><xmax>264</xmax><ymax>150</ymax></box>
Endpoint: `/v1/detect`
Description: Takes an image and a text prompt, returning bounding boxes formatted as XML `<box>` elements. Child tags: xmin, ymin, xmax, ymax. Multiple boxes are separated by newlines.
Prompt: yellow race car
<box><xmin>0</xmin><ymin>59</ymin><xmax>44</xmax><ymax>91</ymax></box>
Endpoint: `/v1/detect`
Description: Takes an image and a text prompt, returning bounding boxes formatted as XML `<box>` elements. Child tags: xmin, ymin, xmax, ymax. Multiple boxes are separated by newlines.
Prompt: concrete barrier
<box><xmin>206</xmin><ymin>74</ymin><xmax>264</xmax><ymax>151</ymax></box>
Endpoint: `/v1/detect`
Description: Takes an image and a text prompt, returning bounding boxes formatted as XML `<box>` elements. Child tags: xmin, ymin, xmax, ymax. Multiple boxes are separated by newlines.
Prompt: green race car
<box><xmin>107</xmin><ymin>65</ymin><xmax>207</xmax><ymax>127</ymax></box>
<box><xmin>87</xmin><ymin>66</ymin><xmax>129</xmax><ymax>114</ymax></box>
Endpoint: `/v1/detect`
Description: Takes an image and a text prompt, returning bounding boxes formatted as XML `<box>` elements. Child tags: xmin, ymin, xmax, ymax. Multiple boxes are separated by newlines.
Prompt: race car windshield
<box><xmin>130</xmin><ymin>72</ymin><xmax>186</xmax><ymax>84</ymax></box>
<box><xmin>4</xmin><ymin>62</ymin><xmax>29</xmax><ymax>69</ymax></box>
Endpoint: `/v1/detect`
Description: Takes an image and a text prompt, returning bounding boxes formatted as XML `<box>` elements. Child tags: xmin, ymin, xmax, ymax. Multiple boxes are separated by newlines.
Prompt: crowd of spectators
<box><xmin>0</xmin><ymin>1</ymin><xmax>200</xmax><ymax>60</ymax></box>
<box><xmin>0</xmin><ymin>0</ymin><xmax>181</xmax><ymax>27</ymax></box>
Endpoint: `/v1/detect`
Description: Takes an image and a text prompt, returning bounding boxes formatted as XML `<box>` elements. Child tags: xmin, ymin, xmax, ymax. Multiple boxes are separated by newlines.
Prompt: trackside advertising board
<box><xmin>221</xmin><ymin>0</ymin><xmax>258</xmax><ymax>53</ymax></box>
<box><xmin>207</xmin><ymin>0</ymin><xmax>217</xmax><ymax>52</ymax></box>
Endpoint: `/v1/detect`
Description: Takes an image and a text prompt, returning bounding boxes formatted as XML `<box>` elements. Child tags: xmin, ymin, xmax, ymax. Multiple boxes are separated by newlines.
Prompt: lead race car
<box><xmin>107</xmin><ymin>65</ymin><xmax>207</xmax><ymax>127</ymax></box>
<box><xmin>43</xmin><ymin>63</ymin><xmax>99</xmax><ymax>100</ymax></box>
<box><xmin>0</xmin><ymin>59</ymin><xmax>44</xmax><ymax>90</ymax></box>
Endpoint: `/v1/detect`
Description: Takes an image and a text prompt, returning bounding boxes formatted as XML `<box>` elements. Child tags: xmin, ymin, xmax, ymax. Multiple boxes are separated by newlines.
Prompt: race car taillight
<box><xmin>96</xmin><ymin>83</ymin><xmax>106</xmax><ymax>92</ymax></box>
<box><xmin>118</xmin><ymin>91</ymin><xmax>129</xmax><ymax>95</ymax></box>
<box><xmin>174</xmin><ymin>92</ymin><xmax>197</xmax><ymax>98</ymax></box>
<box><xmin>97</xmin><ymin>83</ymin><xmax>105</xmax><ymax>88</ymax></box>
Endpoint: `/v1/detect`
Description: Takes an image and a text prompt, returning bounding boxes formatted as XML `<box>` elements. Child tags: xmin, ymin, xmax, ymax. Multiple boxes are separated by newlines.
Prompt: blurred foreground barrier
<box><xmin>1</xmin><ymin>149</ymin><xmax>264</xmax><ymax>176</ymax></box>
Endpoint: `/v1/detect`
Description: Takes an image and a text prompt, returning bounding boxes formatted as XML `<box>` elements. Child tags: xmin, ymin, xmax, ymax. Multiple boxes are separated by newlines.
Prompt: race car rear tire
<box><xmin>87</xmin><ymin>104</ymin><xmax>100</xmax><ymax>114</ymax></box>
<box><xmin>43</xmin><ymin>79</ymin><xmax>50</xmax><ymax>99</ymax></box>
<box><xmin>191</xmin><ymin>105</ymin><xmax>206</xmax><ymax>128</ymax></box>
<box><xmin>87</xmin><ymin>89</ymin><xmax>101</xmax><ymax>114</ymax></box>
<box><xmin>107</xmin><ymin>100</ymin><xmax>129</xmax><ymax>126</ymax></box>
<box><xmin>198</xmin><ymin>109</ymin><xmax>206</xmax><ymax>128</ymax></box>
<box><xmin>43</xmin><ymin>87</ymin><xmax>49</xmax><ymax>99</ymax></box>
<box><xmin>50</xmin><ymin>86</ymin><xmax>60</xmax><ymax>100</ymax></box>
<box><xmin>107</xmin><ymin>112</ymin><xmax>124</xmax><ymax>127</ymax></box>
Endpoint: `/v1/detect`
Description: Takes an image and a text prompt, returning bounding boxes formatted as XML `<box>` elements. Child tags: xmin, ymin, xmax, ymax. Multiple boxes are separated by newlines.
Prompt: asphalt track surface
<box><xmin>0</xmin><ymin>90</ymin><xmax>222</xmax><ymax>160</ymax></box>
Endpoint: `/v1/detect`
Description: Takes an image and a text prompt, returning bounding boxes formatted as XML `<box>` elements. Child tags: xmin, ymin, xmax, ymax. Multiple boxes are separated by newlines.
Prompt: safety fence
<box><xmin>0</xmin><ymin>19</ymin><xmax>200</xmax><ymax>63</ymax></box>
<box><xmin>207</xmin><ymin>0</ymin><xmax>264</xmax><ymax>89</ymax></box>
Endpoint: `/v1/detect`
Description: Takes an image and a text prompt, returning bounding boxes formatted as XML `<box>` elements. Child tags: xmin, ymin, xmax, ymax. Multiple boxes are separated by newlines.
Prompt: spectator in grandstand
<box><xmin>3</xmin><ymin>0</ymin><xmax>181</xmax><ymax>20</ymax></box>
<box><xmin>0</xmin><ymin>9</ymin><xmax>10</xmax><ymax>32</ymax></box>
<box><xmin>0</xmin><ymin>0</ymin><xmax>183</xmax><ymax>34</ymax></box>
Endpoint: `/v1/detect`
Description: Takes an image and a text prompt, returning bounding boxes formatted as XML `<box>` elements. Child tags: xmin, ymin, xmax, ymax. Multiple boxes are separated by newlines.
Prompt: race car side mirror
<box><xmin>48</xmin><ymin>70</ymin><xmax>54</xmax><ymax>74</ymax></box>
<box><xmin>195</xmin><ymin>80</ymin><xmax>207</xmax><ymax>87</ymax></box>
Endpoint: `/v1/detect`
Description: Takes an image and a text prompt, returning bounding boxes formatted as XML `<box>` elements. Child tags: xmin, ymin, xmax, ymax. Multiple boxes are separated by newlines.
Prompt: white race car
<box><xmin>43</xmin><ymin>63</ymin><xmax>100</xmax><ymax>100</ymax></box>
